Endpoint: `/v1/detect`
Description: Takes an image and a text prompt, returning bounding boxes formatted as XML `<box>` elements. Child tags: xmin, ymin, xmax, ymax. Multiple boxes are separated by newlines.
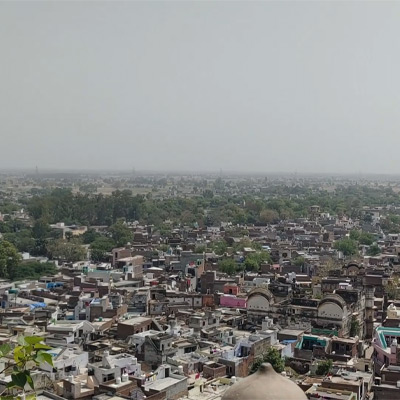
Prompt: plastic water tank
<box><xmin>231</xmin><ymin>376</ymin><xmax>237</xmax><ymax>384</ymax></box>
<box><xmin>102</xmin><ymin>350</ymin><xmax>110</xmax><ymax>367</ymax></box>
<box><xmin>116</xmin><ymin>377</ymin><xmax>122</xmax><ymax>385</ymax></box>
<box><xmin>122</xmin><ymin>372</ymin><xmax>128</xmax><ymax>382</ymax></box>
<box><xmin>178</xmin><ymin>365</ymin><xmax>184</xmax><ymax>375</ymax></box>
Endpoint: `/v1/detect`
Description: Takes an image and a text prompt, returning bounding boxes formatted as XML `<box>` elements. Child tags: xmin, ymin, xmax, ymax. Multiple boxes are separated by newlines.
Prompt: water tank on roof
<box><xmin>116</xmin><ymin>377</ymin><xmax>121</xmax><ymax>385</ymax></box>
<box><xmin>102</xmin><ymin>350</ymin><xmax>110</xmax><ymax>368</ymax></box>
<box><xmin>122</xmin><ymin>372</ymin><xmax>128</xmax><ymax>382</ymax></box>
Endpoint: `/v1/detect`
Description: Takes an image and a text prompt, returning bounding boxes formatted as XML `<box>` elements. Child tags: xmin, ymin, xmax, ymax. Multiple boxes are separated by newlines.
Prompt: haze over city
<box><xmin>3</xmin><ymin>3</ymin><xmax>400</xmax><ymax>399</ymax></box>
<box><xmin>1</xmin><ymin>1</ymin><xmax>400</xmax><ymax>173</ymax></box>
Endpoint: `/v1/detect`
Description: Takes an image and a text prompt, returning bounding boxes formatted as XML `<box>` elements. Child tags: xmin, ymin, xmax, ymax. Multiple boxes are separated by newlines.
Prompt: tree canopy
<box><xmin>0</xmin><ymin>240</ymin><xmax>20</xmax><ymax>280</ymax></box>
<box><xmin>249</xmin><ymin>347</ymin><xmax>285</xmax><ymax>374</ymax></box>
<box><xmin>46</xmin><ymin>239</ymin><xmax>86</xmax><ymax>262</ymax></box>
<box><xmin>218</xmin><ymin>258</ymin><xmax>237</xmax><ymax>275</ymax></box>
<box><xmin>333</xmin><ymin>238</ymin><xmax>358</xmax><ymax>257</ymax></box>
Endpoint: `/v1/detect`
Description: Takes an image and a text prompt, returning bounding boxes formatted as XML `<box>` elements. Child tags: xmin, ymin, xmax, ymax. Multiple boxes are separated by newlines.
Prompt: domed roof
<box><xmin>247</xmin><ymin>287</ymin><xmax>273</xmax><ymax>303</ymax></box>
<box><xmin>221</xmin><ymin>363</ymin><xmax>307</xmax><ymax>400</ymax></box>
<box><xmin>319</xmin><ymin>293</ymin><xmax>347</xmax><ymax>309</ymax></box>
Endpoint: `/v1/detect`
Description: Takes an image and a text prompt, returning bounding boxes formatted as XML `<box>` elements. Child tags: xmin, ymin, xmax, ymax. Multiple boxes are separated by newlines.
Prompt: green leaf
<box><xmin>35</xmin><ymin>351</ymin><xmax>53</xmax><ymax>366</ymax></box>
<box><xmin>13</xmin><ymin>346</ymin><xmax>25</xmax><ymax>364</ymax></box>
<box><xmin>24</xmin><ymin>336</ymin><xmax>44</xmax><ymax>345</ymax></box>
<box><xmin>17</xmin><ymin>336</ymin><xmax>26</xmax><ymax>346</ymax></box>
<box><xmin>8</xmin><ymin>371</ymin><xmax>27</xmax><ymax>389</ymax></box>
<box><xmin>0</xmin><ymin>344</ymin><xmax>11</xmax><ymax>357</ymax></box>
<box><xmin>26</xmin><ymin>370</ymin><xmax>34</xmax><ymax>390</ymax></box>
<box><xmin>33</xmin><ymin>343</ymin><xmax>52</xmax><ymax>351</ymax></box>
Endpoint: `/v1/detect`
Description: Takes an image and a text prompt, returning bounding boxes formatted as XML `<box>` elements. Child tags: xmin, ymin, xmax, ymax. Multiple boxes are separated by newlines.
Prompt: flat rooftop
<box><xmin>119</xmin><ymin>316</ymin><xmax>151</xmax><ymax>325</ymax></box>
<box><xmin>146</xmin><ymin>377</ymin><xmax>184</xmax><ymax>392</ymax></box>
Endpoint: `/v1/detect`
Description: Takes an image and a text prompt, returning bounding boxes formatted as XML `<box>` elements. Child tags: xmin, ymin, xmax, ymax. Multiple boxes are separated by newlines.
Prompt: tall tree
<box><xmin>0</xmin><ymin>240</ymin><xmax>20</xmax><ymax>279</ymax></box>
<box><xmin>47</xmin><ymin>239</ymin><xmax>86</xmax><ymax>262</ymax></box>
<box><xmin>109</xmin><ymin>221</ymin><xmax>132</xmax><ymax>247</ymax></box>
<box><xmin>218</xmin><ymin>258</ymin><xmax>237</xmax><ymax>275</ymax></box>
<box><xmin>333</xmin><ymin>238</ymin><xmax>358</xmax><ymax>257</ymax></box>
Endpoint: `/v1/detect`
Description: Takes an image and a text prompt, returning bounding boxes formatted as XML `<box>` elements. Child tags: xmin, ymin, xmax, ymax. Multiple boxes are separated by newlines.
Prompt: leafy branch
<box><xmin>0</xmin><ymin>336</ymin><xmax>53</xmax><ymax>400</ymax></box>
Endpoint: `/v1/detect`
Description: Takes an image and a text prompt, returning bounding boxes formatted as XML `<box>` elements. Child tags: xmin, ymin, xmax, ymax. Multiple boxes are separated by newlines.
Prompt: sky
<box><xmin>1</xmin><ymin>1</ymin><xmax>400</xmax><ymax>174</ymax></box>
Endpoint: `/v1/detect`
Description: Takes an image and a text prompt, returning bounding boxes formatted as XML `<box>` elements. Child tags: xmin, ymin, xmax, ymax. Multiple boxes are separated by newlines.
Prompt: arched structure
<box><xmin>246</xmin><ymin>287</ymin><xmax>274</xmax><ymax>324</ymax></box>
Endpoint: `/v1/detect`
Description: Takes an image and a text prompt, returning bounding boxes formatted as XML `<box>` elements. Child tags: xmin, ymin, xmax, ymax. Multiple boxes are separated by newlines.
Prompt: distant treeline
<box><xmin>18</xmin><ymin>185</ymin><xmax>400</xmax><ymax>228</ymax></box>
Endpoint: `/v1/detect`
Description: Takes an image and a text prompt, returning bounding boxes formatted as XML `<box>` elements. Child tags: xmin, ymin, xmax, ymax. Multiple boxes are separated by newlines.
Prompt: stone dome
<box><xmin>221</xmin><ymin>363</ymin><xmax>307</xmax><ymax>400</ymax></box>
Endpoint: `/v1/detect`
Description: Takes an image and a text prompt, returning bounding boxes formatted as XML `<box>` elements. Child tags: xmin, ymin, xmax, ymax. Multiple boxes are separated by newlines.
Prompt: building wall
<box><xmin>373</xmin><ymin>384</ymin><xmax>400</xmax><ymax>400</ymax></box>
<box><xmin>318</xmin><ymin>303</ymin><xmax>344</xmax><ymax>320</ymax></box>
<box><xmin>247</xmin><ymin>295</ymin><xmax>270</xmax><ymax>312</ymax></box>
<box><xmin>220</xmin><ymin>295</ymin><xmax>247</xmax><ymax>309</ymax></box>
<box><xmin>165</xmin><ymin>378</ymin><xmax>188</xmax><ymax>400</ymax></box>
<box><xmin>117</xmin><ymin>319</ymin><xmax>152</xmax><ymax>339</ymax></box>
<box><xmin>203</xmin><ymin>364</ymin><xmax>226</xmax><ymax>379</ymax></box>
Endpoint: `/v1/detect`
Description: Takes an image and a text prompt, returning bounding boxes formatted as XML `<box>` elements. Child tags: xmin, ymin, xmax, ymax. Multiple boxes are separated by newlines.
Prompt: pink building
<box><xmin>220</xmin><ymin>294</ymin><xmax>247</xmax><ymax>309</ymax></box>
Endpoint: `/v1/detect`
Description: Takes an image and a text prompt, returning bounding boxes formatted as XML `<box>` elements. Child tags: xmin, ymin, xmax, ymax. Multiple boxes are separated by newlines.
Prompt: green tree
<box><xmin>249</xmin><ymin>347</ymin><xmax>285</xmax><ymax>374</ymax></box>
<box><xmin>0</xmin><ymin>240</ymin><xmax>21</xmax><ymax>279</ymax></box>
<box><xmin>244</xmin><ymin>257</ymin><xmax>259</xmax><ymax>272</ymax></box>
<box><xmin>12</xmin><ymin>262</ymin><xmax>57</xmax><ymax>281</ymax></box>
<box><xmin>109</xmin><ymin>221</ymin><xmax>132</xmax><ymax>247</ymax></box>
<box><xmin>0</xmin><ymin>335</ymin><xmax>53</xmax><ymax>400</ymax></box>
<box><xmin>194</xmin><ymin>245</ymin><xmax>206</xmax><ymax>253</ymax></box>
<box><xmin>212</xmin><ymin>240</ymin><xmax>228</xmax><ymax>256</ymax></box>
<box><xmin>349</xmin><ymin>230</ymin><xmax>360</xmax><ymax>241</ymax></box>
<box><xmin>293</xmin><ymin>256</ymin><xmax>306</xmax><ymax>267</ymax></box>
<box><xmin>32</xmin><ymin>219</ymin><xmax>50</xmax><ymax>240</ymax></box>
<box><xmin>65</xmin><ymin>231</ymin><xmax>73</xmax><ymax>241</ymax></box>
<box><xmin>218</xmin><ymin>258</ymin><xmax>237</xmax><ymax>275</ymax></box>
<box><xmin>358</xmin><ymin>232</ymin><xmax>374</xmax><ymax>246</ymax></box>
<box><xmin>244</xmin><ymin>252</ymin><xmax>272</xmax><ymax>271</ymax></box>
<box><xmin>90</xmin><ymin>237</ymin><xmax>115</xmax><ymax>262</ymax></box>
<box><xmin>316</xmin><ymin>359</ymin><xmax>333</xmax><ymax>376</ymax></box>
<box><xmin>82</xmin><ymin>228</ymin><xmax>101</xmax><ymax>244</ymax></box>
<box><xmin>333</xmin><ymin>238</ymin><xmax>358</xmax><ymax>257</ymax></box>
<box><xmin>367</xmin><ymin>244</ymin><xmax>381</xmax><ymax>256</ymax></box>
<box><xmin>350</xmin><ymin>318</ymin><xmax>360</xmax><ymax>337</ymax></box>
<box><xmin>259</xmin><ymin>209</ymin><xmax>279</xmax><ymax>224</ymax></box>
<box><xmin>47</xmin><ymin>239</ymin><xmax>86</xmax><ymax>262</ymax></box>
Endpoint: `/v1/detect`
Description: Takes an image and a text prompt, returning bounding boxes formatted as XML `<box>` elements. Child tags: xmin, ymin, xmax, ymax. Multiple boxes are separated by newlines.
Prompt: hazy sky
<box><xmin>1</xmin><ymin>1</ymin><xmax>400</xmax><ymax>174</ymax></box>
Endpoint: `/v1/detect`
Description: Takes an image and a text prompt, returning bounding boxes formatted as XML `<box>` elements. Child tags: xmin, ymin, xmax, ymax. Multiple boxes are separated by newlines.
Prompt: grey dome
<box><xmin>222</xmin><ymin>363</ymin><xmax>307</xmax><ymax>400</ymax></box>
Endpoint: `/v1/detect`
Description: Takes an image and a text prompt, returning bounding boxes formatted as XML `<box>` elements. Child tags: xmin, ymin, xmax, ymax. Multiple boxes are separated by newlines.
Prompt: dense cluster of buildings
<box><xmin>1</xmin><ymin>204</ymin><xmax>400</xmax><ymax>399</ymax></box>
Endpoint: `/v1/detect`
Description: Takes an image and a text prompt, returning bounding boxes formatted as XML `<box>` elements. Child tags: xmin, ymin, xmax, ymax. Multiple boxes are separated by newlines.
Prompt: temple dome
<box><xmin>221</xmin><ymin>363</ymin><xmax>307</xmax><ymax>400</ymax></box>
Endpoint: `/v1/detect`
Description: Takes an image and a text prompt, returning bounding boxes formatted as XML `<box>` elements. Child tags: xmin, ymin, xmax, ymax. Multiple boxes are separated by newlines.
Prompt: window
<box><xmin>103</xmin><ymin>373</ymin><xmax>115</xmax><ymax>382</ymax></box>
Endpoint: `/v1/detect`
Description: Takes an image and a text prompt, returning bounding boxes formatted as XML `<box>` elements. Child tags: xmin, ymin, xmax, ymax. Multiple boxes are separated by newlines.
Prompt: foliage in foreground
<box><xmin>0</xmin><ymin>336</ymin><xmax>53</xmax><ymax>400</ymax></box>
